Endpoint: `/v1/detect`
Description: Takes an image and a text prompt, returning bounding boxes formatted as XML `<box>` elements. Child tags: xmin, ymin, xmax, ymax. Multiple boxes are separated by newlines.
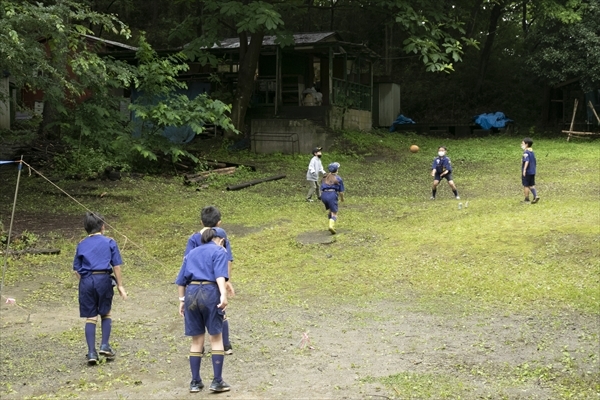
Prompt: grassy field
<box><xmin>0</xmin><ymin>131</ymin><xmax>598</xmax><ymax>399</ymax></box>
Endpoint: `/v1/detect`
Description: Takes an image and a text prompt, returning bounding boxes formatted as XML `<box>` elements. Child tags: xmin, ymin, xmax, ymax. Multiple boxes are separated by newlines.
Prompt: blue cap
<box><xmin>328</xmin><ymin>162</ymin><xmax>340</xmax><ymax>172</ymax></box>
<box><xmin>211</xmin><ymin>227</ymin><xmax>228</xmax><ymax>239</ymax></box>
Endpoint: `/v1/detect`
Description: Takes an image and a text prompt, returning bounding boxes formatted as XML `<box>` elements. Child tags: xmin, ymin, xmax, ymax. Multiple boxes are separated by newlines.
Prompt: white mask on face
<box><xmin>521</xmin><ymin>144</ymin><xmax>526</xmax><ymax>150</ymax></box>
<box><xmin>438</xmin><ymin>151</ymin><xmax>445</xmax><ymax>157</ymax></box>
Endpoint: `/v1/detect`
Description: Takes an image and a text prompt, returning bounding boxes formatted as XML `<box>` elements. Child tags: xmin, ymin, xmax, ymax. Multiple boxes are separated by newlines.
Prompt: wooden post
<box><xmin>328</xmin><ymin>46</ymin><xmax>333</xmax><ymax>105</ymax></box>
<box><xmin>588</xmin><ymin>100</ymin><xmax>600</xmax><ymax>124</ymax></box>
<box><xmin>567</xmin><ymin>98</ymin><xmax>578</xmax><ymax>141</ymax></box>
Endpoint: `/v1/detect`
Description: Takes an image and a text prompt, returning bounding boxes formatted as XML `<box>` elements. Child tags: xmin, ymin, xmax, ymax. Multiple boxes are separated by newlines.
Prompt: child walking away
<box><xmin>321</xmin><ymin>162</ymin><xmax>345</xmax><ymax>234</ymax></box>
<box><xmin>73</xmin><ymin>212</ymin><xmax>127</xmax><ymax>365</ymax></box>
<box><xmin>306</xmin><ymin>146</ymin><xmax>326</xmax><ymax>202</ymax></box>
<box><xmin>431</xmin><ymin>146</ymin><xmax>459</xmax><ymax>200</ymax></box>
<box><xmin>176</xmin><ymin>228</ymin><xmax>230</xmax><ymax>393</ymax></box>
<box><xmin>184</xmin><ymin>206</ymin><xmax>235</xmax><ymax>355</ymax></box>
<box><xmin>521</xmin><ymin>137</ymin><xmax>540</xmax><ymax>204</ymax></box>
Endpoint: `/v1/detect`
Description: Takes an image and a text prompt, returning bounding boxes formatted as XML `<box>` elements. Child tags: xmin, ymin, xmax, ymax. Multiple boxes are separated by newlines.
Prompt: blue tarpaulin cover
<box><xmin>474</xmin><ymin>112</ymin><xmax>513</xmax><ymax>130</ymax></box>
<box><xmin>0</xmin><ymin>161</ymin><xmax>16</xmax><ymax>164</ymax></box>
<box><xmin>389</xmin><ymin>114</ymin><xmax>416</xmax><ymax>132</ymax></box>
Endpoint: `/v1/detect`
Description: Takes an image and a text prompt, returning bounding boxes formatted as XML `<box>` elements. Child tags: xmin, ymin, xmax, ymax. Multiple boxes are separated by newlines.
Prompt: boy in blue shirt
<box><xmin>521</xmin><ymin>137</ymin><xmax>540</xmax><ymax>203</ymax></box>
<box><xmin>320</xmin><ymin>162</ymin><xmax>345</xmax><ymax>234</ymax></box>
<box><xmin>73</xmin><ymin>212</ymin><xmax>127</xmax><ymax>365</ymax></box>
<box><xmin>184</xmin><ymin>206</ymin><xmax>234</xmax><ymax>354</ymax></box>
<box><xmin>430</xmin><ymin>146</ymin><xmax>459</xmax><ymax>200</ymax></box>
<box><xmin>177</xmin><ymin>228</ymin><xmax>230</xmax><ymax>392</ymax></box>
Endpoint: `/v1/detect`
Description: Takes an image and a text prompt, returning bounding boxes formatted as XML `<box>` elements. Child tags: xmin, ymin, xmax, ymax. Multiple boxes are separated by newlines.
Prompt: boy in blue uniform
<box><xmin>430</xmin><ymin>146</ymin><xmax>460</xmax><ymax>200</ymax></box>
<box><xmin>521</xmin><ymin>137</ymin><xmax>540</xmax><ymax>203</ymax></box>
<box><xmin>177</xmin><ymin>228</ymin><xmax>230</xmax><ymax>393</ymax></box>
<box><xmin>320</xmin><ymin>162</ymin><xmax>345</xmax><ymax>234</ymax></box>
<box><xmin>73</xmin><ymin>212</ymin><xmax>127</xmax><ymax>365</ymax></box>
<box><xmin>184</xmin><ymin>206</ymin><xmax>234</xmax><ymax>354</ymax></box>
<box><xmin>306</xmin><ymin>146</ymin><xmax>326</xmax><ymax>202</ymax></box>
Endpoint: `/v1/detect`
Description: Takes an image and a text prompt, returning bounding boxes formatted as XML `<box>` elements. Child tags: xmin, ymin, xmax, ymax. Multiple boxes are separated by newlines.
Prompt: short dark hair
<box><xmin>438</xmin><ymin>146</ymin><xmax>447</xmax><ymax>151</ymax></box>
<box><xmin>523</xmin><ymin>137</ymin><xmax>534</xmax><ymax>147</ymax></box>
<box><xmin>201</xmin><ymin>206</ymin><xmax>221</xmax><ymax>228</ymax></box>
<box><xmin>84</xmin><ymin>212</ymin><xmax>104</xmax><ymax>234</ymax></box>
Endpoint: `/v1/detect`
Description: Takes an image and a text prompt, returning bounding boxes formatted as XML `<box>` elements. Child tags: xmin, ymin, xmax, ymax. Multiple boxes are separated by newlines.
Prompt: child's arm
<box><xmin>178</xmin><ymin>284</ymin><xmax>186</xmax><ymax>316</ymax></box>
<box><xmin>113</xmin><ymin>265</ymin><xmax>127</xmax><ymax>300</ymax></box>
<box><xmin>522</xmin><ymin>160</ymin><xmax>529</xmax><ymax>176</ymax></box>
<box><xmin>216</xmin><ymin>277</ymin><xmax>228</xmax><ymax>310</ymax></box>
<box><xmin>226</xmin><ymin>261</ymin><xmax>235</xmax><ymax>297</ymax></box>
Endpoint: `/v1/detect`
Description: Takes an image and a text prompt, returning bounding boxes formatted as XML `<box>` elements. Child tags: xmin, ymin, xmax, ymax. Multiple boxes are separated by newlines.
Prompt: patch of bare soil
<box><xmin>1</xmin><ymin>279</ymin><xmax>597</xmax><ymax>399</ymax></box>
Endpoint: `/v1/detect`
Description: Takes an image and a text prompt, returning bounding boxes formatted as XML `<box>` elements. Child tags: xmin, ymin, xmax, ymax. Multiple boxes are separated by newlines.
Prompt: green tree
<box><xmin>526</xmin><ymin>0</ymin><xmax>600</xmax><ymax>92</ymax></box>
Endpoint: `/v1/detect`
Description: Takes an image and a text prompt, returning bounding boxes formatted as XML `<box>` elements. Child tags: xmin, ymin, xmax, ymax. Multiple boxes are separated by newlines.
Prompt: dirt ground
<box><xmin>0</xmin><ymin>209</ymin><xmax>598</xmax><ymax>399</ymax></box>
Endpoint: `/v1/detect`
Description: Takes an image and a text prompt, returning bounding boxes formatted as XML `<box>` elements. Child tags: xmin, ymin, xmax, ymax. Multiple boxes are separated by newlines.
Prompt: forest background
<box><xmin>1</xmin><ymin>0</ymin><xmax>599</xmax><ymax>177</ymax></box>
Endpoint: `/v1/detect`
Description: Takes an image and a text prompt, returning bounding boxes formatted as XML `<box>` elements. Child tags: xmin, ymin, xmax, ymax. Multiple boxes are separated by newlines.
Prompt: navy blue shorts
<box><xmin>434</xmin><ymin>173</ymin><xmax>453</xmax><ymax>182</ymax></box>
<box><xmin>184</xmin><ymin>284</ymin><xmax>224</xmax><ymax>336</ymax></box>
<box><xmin>321</xmin><ymin>192</ymin><xmax>338</xmax><ymax>212</ymax></box>
<box><xmin>78</xmin><ymin>274</ymin><xmax>114</xmax><ymax>318</ymax></box>
<box><xmin>522</xmin><ymin>174</ymin><xmax>535</xmax><ymax>187</ymax></box>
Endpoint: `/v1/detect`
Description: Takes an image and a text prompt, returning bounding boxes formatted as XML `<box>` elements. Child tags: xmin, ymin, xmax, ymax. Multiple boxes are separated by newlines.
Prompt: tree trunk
<box><xmin>474</xmin><ymin>2</ymin><xmax>504</xmax><ymax>96</ymax></box>
<box><xmin>466</xmin><ymin>0</ymin><xmax>484</xmax><ymax>39</ymax></box>
<box><xmin>228</xmin><ymin>30</ymin><xmax>265</xmax><ymax>138</ymax></box>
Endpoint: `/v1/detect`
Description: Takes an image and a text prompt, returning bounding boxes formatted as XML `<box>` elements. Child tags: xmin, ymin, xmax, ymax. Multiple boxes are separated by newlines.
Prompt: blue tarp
<box><xmin>389</xmin><ymin>114</ymin><xmax>416</xmax><ymax>132</ymax></box>
<box><xmin>0</xmin><ymin>161</ymin><xmax>16</xmax><ymax>164</ymax></box>
<box><xmin>474</xmin><ymin>112</ymin><xmax>513</xmax><ymax>130</ymax></box>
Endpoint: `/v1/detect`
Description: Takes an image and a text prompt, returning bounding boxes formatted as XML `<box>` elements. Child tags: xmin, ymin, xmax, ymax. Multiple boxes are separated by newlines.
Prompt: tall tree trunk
<box><xmin>522</xmin><ymin>0</ymin><xmax>528</xmax><ymax>36</ymax></box>
<box><xmin>228</xmin><ymin>31</ymin><xmax>265</xmax><ymax>138</ymax></box>
<box><xmin>474</xmin><ymin>3</ymin><xmax>504</xmax><ymax>95</ymax></box>
<box><xmin>466</xmin><ymin>0</ymin><xmax>484</xmax><ymax>39</ymax></box>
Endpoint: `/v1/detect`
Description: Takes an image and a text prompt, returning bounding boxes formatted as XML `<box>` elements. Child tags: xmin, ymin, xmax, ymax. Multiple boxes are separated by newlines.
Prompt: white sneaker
<box><xmin>455</xmin><ymin>196</ymin><xmax>460</xmax><ymax>200</ymax></box>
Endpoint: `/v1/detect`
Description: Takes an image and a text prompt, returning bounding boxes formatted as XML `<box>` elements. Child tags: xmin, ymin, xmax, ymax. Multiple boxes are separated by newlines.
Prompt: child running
<box><xmin>184</xmin><ymin>206</ymin><xmax>234</xmax><ymax>354</ymax></box>
<box><xmin>430</xmin><ymin>146</ymin><xmax>460</xmax><ymax>200</ymax></box>
<box><xmin>320</xmin><ymin>162</ymin><xmax>345</xmax><ymax>234</ymax></box>
<box><xmin>72</xmin><ymin>212</ymin><xmax>127</xmax><ymax>365</ymax></box>
<box><xmin>176</xmin><ymin>228</ymin><xmax>230</xmax><ymax>393</ymax></box>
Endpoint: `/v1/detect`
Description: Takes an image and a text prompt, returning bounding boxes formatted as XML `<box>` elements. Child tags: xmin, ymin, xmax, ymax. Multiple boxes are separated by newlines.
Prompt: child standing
<box><xmin>430</xmin><ymin>146</ymin><xmax>460</xmax><ymax>200</ymax></box>
<box><xmin>306</xmin><ymin>146</ymin><xmax>326</xmax><ymax>202</ymax></box>
<box><xmin>521</xmin><ymin>137</ymin><xmax>540</xmax><ymax>203</ymax></box>
<box><xmin>321</xmin><ymin>162</ymin><xmax>345</xmax><ymax>234</ymax></box>
<box><xmin>176</xmin><ymin>228</ymin><xmax>230</xmax><ymax>393</ymax></box>
<box><xmin>184</xmin><ymin>206</ymin><xmax>234</xmax><ymax>355</ymax></box>
<box><xmin>73</xmin><ymin>212</ymin><xmax>127</xmax><ymax>365</ymax></box>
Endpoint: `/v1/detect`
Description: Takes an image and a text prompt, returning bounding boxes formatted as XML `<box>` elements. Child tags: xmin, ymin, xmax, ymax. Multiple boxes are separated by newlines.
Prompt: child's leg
<box><xmin>530</xmin><ymin>185</ymin><xmax>538</xmax><ymax>199</ymax></box>
<box><xmin>306</xmin><ymin>181</ymin><xmax>316</xmax><ymax>200</ymax></box>
<box><xmin>209</xmin><ymin>333</ymin><xmax>225</xmax><ymax>382</ymax></box>
<box><xmin>100</xmin><ymin>313</ymin><xmax>111</xmax><ymax>346</ymax></box>
<box><xmin>431</xmin><ymin>180</ymin><xmax>440</xmax><ymax>198</ymax></box>
<box><xmin>84</xmin><ymin>317</ymin><xmax>97</xmax><ymax>352</ymax></box>
<box><xmin>222</xmin><ymin>315</ymin><xmax>232</xmax><ymax>354</ymax></box>
<box><xmin>448</xmin><ymin>180</ymin><xmax>459</xmax><ymax>198</ymax></box>
<box><xmin>190</xmin><ymin>334</ymin><xmax>205</xmax><ymax>383</ymax></box>
<box><xmin>523</xmin><ymin>186</ymin><xmax>530</xmax><ymax>201</ymax></box>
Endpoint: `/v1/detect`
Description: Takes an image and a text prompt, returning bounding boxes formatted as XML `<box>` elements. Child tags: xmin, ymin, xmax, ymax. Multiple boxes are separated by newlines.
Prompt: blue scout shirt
<box><xmin>522</xmin><ymin>149</ymin><xmax>536</xmax><ymax>175</ymax></box>
<box><xmin>176</xmin><ymin>241</ymin><xmax>229</xmax><ymax>286</ymax></box>
<box><xmin>320</xmin><ymin>175</ymin><xmax>345</xmax><ymax>193</ymax></box>
<box><xmin>432</xmin><ymin>156</ymin><xmax>453</xmax><ymax>174</ymax></box>
<box><xmin>73</xmin><ymin>234</ymin><xmax>122</xmax><ymax>277</ymax></box>
<box><xmin>184</xmin><ymin>228</ymin><xmax>233</xmax><ymax>262</ymax></box>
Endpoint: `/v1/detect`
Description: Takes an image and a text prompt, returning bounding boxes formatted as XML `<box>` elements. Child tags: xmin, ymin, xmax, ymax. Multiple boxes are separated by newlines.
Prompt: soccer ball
<box><xmin>410</xmin><ymin>145</ymin><xmax>419</xmax><ymax>153</ymax></box>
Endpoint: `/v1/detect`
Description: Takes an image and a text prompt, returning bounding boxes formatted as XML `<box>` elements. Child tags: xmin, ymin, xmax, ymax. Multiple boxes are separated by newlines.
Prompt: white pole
<box><xmin>1</xmin><ymin>156</ymin><xmax>23</xmax><ymax>297</ymax></box>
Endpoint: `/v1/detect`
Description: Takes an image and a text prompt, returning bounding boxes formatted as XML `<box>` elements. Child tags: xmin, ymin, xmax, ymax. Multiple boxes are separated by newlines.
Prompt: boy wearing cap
<box><xmin>321</xmin><ymin>162</ymin><xmax>345</xmax><ymax>234</ymax></box>
<box><xmin>177</xmin><ymin>228</ymin><xmax>230</xmax><ymax>393</ymax></box>
<box><xmin>430</xmin><ymin>146</ymin><xmax>459</xmax><ymax>200</ymax></box>
<box><xmin>184</xmin><ymin>206</ymin><xmax>234</xmax><ymax>355</ymax></box>
<box><xmin>306</xmin><ymin>146</ymin><xmax>326</xmax><ymax>202</ymax></box>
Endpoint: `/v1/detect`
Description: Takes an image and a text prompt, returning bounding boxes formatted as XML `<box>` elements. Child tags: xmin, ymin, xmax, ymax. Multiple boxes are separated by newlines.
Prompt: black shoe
<box><xmin>531</xmin><ymin>197</ymin><xmax>540</xmax><ymax>204</ymax></box>
<box><xmin>224</xmin><ymin>344</ymin><xmax>233</xmax><ymax>355</ymax></box>
<box><xmin>99</xmin><ymin>344</ymin><xmax>116</xmax><ymax>358</ymax></box>
<box><xmin>86</xmin><ymin>351</ymin><xmax>99</xmax><ymax>365</ymax></box>
<box><xmin>189</xmin><ymin>380</ymin><xmax>204</xmax><ymax>392</ymax></box>
<box><xmin>209</xmin><ymin>379</ymin><xmax>231</xmax><ymax>392</ymax></box>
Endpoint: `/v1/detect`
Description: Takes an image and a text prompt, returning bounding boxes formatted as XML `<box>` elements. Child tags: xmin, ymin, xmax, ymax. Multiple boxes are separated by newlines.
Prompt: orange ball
<box><xmin>410</xmin><ymin>145</ymin><xmax>419</xmax><ymax>153</ymax></box>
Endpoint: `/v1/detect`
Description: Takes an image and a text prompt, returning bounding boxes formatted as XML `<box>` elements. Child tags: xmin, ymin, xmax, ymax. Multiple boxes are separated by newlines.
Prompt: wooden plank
<box><xmin>588</xmin><ymin>100</ymin><xmax>600</xmax><ymax>124</ymax></box>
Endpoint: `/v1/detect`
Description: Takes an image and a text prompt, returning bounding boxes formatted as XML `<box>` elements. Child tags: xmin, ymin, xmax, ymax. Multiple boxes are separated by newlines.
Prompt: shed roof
<box><xmin>83</xmin><ymin>34</ymin><xmax>138</xmax><ymax>51</ymax></box>
<box><xmin>213</xmin><ymin>32</ymin><xmax>340</xmax><ymax>49</ymax></box>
